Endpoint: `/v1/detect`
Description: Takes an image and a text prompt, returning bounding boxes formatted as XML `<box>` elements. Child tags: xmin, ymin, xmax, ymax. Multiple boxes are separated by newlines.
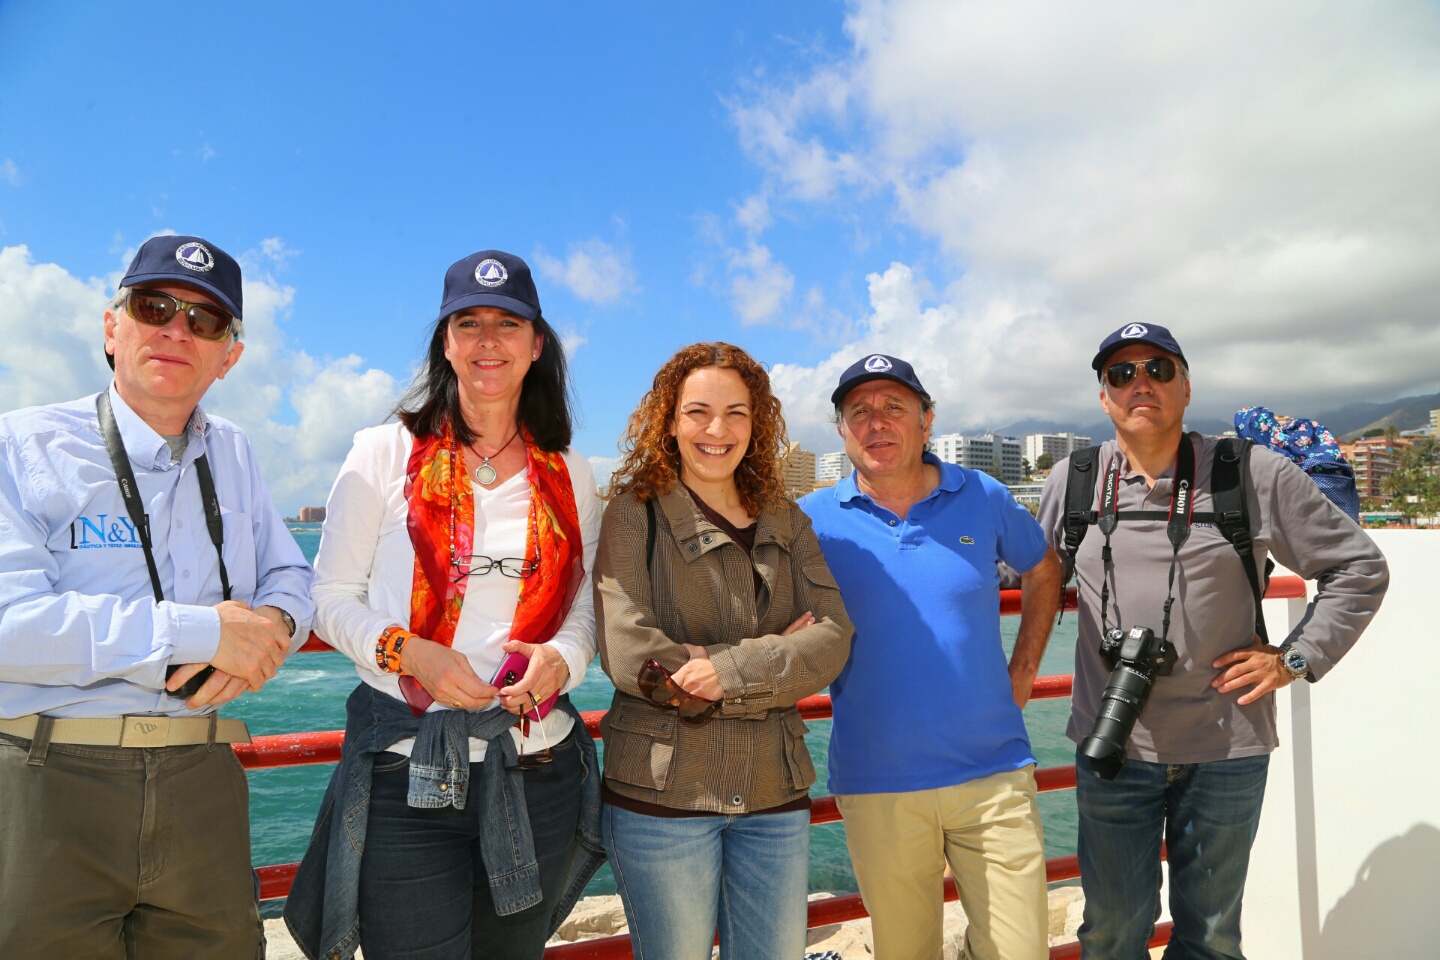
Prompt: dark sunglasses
<box><xmin>126</xmin><ymin>289</ymin><xmax>237</xmax><ymax>342</ymax></box>
<box><xmin>1105</xmin><ymin>357</ymin><xmax>1179</xmax><ymax>389</ymax></box>
<box><xmin>501</xmin><ymin>669</ymin><xmax>554</xmax><ymax>770</ymax></box>
<box><xmin>637</xmin><ymin>659</ymin><xmax>719</xmax><ymax>726</ymax></box>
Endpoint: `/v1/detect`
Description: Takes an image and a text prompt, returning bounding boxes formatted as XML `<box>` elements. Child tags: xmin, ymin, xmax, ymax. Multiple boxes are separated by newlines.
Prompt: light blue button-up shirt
<box><xmin>0</xmin><ymin>384</ymin><xmax>314</xmax><ymax>719</ymax></box>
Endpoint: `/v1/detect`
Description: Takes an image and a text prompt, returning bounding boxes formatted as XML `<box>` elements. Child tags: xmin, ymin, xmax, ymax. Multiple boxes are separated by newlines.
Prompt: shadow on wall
<box><xmin>1316</xmin><ymin>823</ymin><xmax>1440</xmax><ymax>959</ymax></box>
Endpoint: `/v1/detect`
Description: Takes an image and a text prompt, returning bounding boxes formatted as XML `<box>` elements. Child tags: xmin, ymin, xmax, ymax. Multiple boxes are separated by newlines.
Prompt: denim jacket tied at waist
<box><xmin>282</xmin><ymin>682</ymin><xmax>604</xmax><ymax>960</ymax></box>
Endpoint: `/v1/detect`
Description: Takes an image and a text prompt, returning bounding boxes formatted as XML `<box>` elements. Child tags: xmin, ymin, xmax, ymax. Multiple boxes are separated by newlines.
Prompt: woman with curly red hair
<box><xmin>594</xmin><ymin>342</ymin><xmax>853</xmax><ymax>959</ymax></box>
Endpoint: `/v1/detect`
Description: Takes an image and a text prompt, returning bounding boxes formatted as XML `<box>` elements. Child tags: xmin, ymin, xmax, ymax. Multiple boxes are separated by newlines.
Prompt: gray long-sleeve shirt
<box><xmin>1037</xmin><ymin>433</ymin><xmax>1388</xmax><ymax>764</ymax></box>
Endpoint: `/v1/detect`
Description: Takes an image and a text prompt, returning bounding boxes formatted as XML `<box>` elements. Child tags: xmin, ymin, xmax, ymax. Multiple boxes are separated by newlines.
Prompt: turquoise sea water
<box><xmin>241</xmin><ymin>524</ymin><xmax>1080</xmax><ymax>913</ymax></box>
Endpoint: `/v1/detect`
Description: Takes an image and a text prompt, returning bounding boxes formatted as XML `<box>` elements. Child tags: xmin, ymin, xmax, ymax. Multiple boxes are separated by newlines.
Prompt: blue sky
<box><xmin>4</xmin><ymin>1</ymin><xmax>1440</xmax><ymax>511</ymax></box>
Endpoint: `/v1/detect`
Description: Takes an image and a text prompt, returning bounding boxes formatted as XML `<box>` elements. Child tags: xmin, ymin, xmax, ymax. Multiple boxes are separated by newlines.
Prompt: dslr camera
<box><xmin>1077</xmin><ymin>626</ymin><xmax>1178</xmax><ymax>780</ymax></box>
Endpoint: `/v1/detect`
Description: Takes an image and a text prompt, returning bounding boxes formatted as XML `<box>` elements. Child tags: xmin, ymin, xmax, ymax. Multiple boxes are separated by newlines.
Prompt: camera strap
<box><xmin>1096</xmin><ymin>433</ymin><xmax>1196</xmax><ymax>641</ymax></box>
<box><xmin>96</xmin><ymin>391</ymin><xmax>232</xmax><ymax>605</ymax></box>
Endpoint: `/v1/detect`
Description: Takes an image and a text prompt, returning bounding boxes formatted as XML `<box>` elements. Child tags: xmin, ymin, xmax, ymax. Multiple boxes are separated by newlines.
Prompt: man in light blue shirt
<box><xmin>0</xmin><ymin>235</ymin><xmax>314</xmax><ymax>960</ymax></box>
<box><xmin>800</xmin><ymin>354</ymin><xmax>1061</xmax><ymax>960</ymax></box>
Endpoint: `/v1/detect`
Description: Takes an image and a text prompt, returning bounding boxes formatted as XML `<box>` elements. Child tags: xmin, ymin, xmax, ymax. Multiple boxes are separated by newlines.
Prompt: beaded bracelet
<box><xmin>376</xmin><ymin>624</ymin><xmax>416</xmax><ymax>674</ymax></box>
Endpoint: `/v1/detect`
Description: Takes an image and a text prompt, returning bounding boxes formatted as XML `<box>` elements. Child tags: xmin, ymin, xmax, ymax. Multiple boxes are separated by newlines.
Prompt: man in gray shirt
<box><xmin>1037</xmin><ymin>323</ymin><xmax>1387</xmax><ymax>959</ymax></box>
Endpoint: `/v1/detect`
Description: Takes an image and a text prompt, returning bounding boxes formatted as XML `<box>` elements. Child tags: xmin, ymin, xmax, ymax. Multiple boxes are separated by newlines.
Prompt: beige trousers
<box><xmin>836</xmin><ymin>765</ymin><xmax>1049</xmax><ymax>960</ymax></box>
<box><xmin>0</xmin><ymin>733</ymin><xmax>264</xmax><ymax>960</ymax></box>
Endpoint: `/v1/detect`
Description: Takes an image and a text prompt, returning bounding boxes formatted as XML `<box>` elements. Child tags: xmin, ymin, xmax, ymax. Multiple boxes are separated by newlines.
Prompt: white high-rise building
<box><xmin>816</xmin><ymin>451</ymin><xmax>850</xmax><ymax>482</ymax></box>
<box><xmin>931</xmin><ymin>433</ymin><xmax>1025</xmax><ymax>485</ymax></box>
<box><xmin>1024</xmin><ymin>433</ymin><xmax>1092</xmax><ymax>471</ymax></box>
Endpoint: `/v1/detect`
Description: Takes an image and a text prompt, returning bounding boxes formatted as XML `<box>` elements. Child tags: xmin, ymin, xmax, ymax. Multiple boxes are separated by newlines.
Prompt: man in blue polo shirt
<box><xmin>800</xmin><ymin>354</ymin><xmax>1061</xmax><ymax>960</ymax></box>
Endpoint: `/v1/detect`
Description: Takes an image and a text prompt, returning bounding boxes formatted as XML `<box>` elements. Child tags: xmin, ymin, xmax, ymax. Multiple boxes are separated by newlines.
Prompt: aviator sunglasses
<box><xmin>126</xmin><ymin>289</ymin><xmax>237</xmax><ymax>342</ymax></box>
<box><xmin>498</xmin><ymin>667</ymin><xmax>554</xmax><ymax>770</ymax></box>
<box><xmin>1105</xmin><ymin>357</ymin><xmax>1179</xmax><ymax>389</ymax></box>
<box><xmin>637</xmin><ymin>658</ymin><xmax>719</xmax><ymax>726</ymax></box>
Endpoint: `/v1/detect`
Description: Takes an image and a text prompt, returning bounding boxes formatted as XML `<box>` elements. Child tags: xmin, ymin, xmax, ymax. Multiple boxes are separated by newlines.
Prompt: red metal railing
<box><xmin>247</xmin><ymin>576</ymin><xmax>1307</xmax><ymax>956</ymax></box>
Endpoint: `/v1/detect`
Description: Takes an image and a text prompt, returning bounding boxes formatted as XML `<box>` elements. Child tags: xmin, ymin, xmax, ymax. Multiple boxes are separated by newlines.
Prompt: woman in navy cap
<box><xmin>285</xmin><ymin>251</ymin><xmax>603</xmax><ymax>960</ymax></box>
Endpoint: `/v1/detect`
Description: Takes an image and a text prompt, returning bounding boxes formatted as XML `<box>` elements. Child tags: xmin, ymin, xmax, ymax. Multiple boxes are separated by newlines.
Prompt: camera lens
<box><xmin>1078</xmin><ymin>662</ymin><xmax>1155</xmax><ymax>780</ymax></box>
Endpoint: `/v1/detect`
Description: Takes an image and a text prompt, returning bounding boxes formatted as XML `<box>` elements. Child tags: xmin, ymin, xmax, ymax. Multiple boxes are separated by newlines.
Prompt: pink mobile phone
<box><xmin>491</xmin><ymin>652</ymin><xmax>559</xmax><ymax>720</ymax></box>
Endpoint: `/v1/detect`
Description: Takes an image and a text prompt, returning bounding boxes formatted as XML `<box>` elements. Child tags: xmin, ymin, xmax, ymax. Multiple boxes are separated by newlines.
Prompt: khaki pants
<box><xmin>0</xmin><ymin>734</ymin><xmax>264</xmax><ymax>960</ymax></box>
<box><xmin>836</xmin><ymin>765</ymin><xmax>1048</xmax><ymax>960</ymax></box>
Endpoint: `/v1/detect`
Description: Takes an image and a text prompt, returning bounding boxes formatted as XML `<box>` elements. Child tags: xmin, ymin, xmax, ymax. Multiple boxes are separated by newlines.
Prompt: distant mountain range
<box><xmin>991</xmin><ymin>392</ymin><xmax>1440</xmax><ymax>443</ymax></box>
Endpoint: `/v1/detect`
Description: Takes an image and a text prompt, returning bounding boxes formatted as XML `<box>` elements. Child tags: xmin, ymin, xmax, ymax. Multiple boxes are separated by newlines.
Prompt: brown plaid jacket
<box><xmin>595</xmin><ymin>486</ymin><xmax>853</xmax><ymax>814</ymax></box>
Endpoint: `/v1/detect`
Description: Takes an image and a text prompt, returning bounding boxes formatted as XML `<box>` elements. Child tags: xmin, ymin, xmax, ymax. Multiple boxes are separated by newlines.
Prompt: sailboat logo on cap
<box><xmin>474</xmin><ymin>258</ymin><xmax>509</xmax><ymax>288</ymax></box>
<box><xmin>175</xmin><ymin>242</ymin><xmax>215</xmax><ymax>273</ymax></box>
<box><xmin>863</xmin><ymin>355</ymin><xmax>893</xmax><ymax>373</ymax></box>
<box><xmin>1120</xmin><ymin>323</ymin><xmax>1149</xmax><ymax>339</ymax></box>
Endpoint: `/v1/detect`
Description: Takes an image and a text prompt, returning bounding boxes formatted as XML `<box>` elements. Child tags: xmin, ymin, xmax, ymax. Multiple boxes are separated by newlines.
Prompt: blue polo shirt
<box><xmin>800</xmin><ymin>454</ymin><xmax>1047</xmax><ymax>795</ymax></box>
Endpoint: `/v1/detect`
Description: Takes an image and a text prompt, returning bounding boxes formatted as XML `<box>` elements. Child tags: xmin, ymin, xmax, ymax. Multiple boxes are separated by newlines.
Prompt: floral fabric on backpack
<box><xmin>1234</xmin><ymin>406</ymin><xmax>1360</xmax><ymax>521</ymax></box>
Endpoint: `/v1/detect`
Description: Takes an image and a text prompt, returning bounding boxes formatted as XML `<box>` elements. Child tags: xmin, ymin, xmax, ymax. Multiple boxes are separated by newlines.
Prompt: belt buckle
<box><xmin>120</xmin><ymin>716</ymin><xmax>169</xmax><ymax>748</ymax></box>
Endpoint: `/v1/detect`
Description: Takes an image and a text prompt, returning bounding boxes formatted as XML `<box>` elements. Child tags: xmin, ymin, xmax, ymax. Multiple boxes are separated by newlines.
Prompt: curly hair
<box><xmin>610</xmin><ymin>342</ymin><xmax>790</xmax><ymax>514</ymax></box>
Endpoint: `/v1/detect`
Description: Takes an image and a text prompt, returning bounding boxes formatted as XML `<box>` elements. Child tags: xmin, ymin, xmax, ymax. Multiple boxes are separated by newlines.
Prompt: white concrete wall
<box><xmin>1245</xmin><ymin>530</ymin><xmax>1439</xmax><ymax>958</ymax></box>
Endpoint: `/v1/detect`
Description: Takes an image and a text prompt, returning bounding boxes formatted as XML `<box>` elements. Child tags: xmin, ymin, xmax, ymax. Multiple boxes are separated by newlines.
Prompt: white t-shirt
<box><xmin>313</xmin><ymin>422</ymin><xmax>601</xmax><ymax>760</ymax></box>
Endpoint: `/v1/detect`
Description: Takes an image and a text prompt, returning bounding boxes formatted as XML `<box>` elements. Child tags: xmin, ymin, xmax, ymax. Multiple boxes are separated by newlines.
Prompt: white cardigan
<box><xmin>313</xmin><ymin>422</ymin><xmax>600</xmax><ymax>760</ymax></box>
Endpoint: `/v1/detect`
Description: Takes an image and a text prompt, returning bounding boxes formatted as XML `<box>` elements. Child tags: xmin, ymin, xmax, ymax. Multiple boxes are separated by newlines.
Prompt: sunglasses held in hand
<box><xmin>126</xmin><ymin>289</ymin><xmax>237</xmax><ymax>341</ymax></box>
<box><xmin>637</xmin><ymin>659</ymin><xmax>719</xmax><ymax>726</ymax></box>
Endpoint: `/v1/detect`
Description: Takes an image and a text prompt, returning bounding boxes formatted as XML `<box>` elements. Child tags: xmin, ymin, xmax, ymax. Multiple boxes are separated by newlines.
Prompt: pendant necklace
<box><xmin>471</xmin><ymin>428</ymin><xmax>521</xmax><ymax>486</ymax></box>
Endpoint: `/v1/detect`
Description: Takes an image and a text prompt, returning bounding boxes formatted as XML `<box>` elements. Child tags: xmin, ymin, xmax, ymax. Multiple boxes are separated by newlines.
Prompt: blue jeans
<box><xmin>601</xmin><ymin>802</ymin><xmax>810</xmax><ymax>960</ymax></box>
<box><xmin>357</xmin><ymin>734</ymin><xmax>584</xmax><ymax>960</ymax></box>
<box><xmin>1075</xmin><ymin>751</ymin><xmax>1270</xmax><ymax>960</ymax></box>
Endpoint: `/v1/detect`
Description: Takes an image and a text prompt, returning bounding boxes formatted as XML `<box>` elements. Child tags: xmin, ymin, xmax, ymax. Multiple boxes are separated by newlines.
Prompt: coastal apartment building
<box><xmin>931</xmin><ymin>433</ymin><xmax>1025</xmax><ymax>485</ymax></box>
<box><xmin>781</xmin><ymin>442</ymin><xmax>818</xmax><ymax>498</ymax></box>
<box><xmin>1006</xmin><ymin>482</ymin><xmax>1046</xmax><ymax>510</ymax></box>
<box><xmin>816</xmin><ymin>450</ymin><xmax>849</xmax><ymax>483</ymax></box>
<box><xmin>1431</xmin><ymin>409</ymin><xmax>1439</xmax><ymax>435</ymax></box>
<box><xmin>1344</xmin><ymin>437</ymin><xmax>1408</xmax><ymax>501</ymax></box>
<box><xmin>1023</xmin><ymin>432</ymin><xmax>1092</xmax><ymax>471</ymax></box>
<box><xmin>298</xmin><ymin>506</ymin><xmax>327</xmax><ymax>522</ymax></box>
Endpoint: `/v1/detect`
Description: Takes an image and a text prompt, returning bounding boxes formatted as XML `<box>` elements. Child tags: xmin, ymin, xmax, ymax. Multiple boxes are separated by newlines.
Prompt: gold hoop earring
<box><xmin>661</xmin><ymin>435</ymin><xmax>679</xmax><ymax>456</ymax></box>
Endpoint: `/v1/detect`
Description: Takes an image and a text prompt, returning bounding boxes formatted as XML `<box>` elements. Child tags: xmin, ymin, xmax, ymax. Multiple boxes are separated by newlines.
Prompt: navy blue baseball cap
<box><xmin>119</xmin><ymin>235</ymin><xmax>243</xmax><ymax>318</ymax></box>
<box><xmin>437</xmin><ymin>250</ymin><xmax>542</xmax><ymax>323</ymax></box>
<box><xmin>1091</xmin><ymin>323</ymin><xmax>1188</xmax><ymax>379</ymax></box>
<box><xmin>830</xmin><ymin>353</ymin><xmax>931</xmax><ymax>405</ymax></box>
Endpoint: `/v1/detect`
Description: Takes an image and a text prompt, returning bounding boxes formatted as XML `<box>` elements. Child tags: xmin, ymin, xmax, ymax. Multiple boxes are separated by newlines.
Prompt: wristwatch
<box><xmin>276</xmin><ymin>608</ymin><xmax>297</xmax><ymax>639</ymax></box>
<box><xmin>1279</xmin><ymin>643</ymin><xmax>1309</xmax><ymax>680</ymax></box>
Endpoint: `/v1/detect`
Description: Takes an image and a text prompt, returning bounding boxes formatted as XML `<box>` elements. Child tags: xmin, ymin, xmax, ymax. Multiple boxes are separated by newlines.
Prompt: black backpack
<box><xmin>1059</xmin><ymin>437</ymin><xmax>1271</xmax><ymax>644</ymax></box>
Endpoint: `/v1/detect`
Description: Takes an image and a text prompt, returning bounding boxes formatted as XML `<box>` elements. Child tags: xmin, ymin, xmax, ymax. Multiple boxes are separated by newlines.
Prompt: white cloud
<box><xmin>0</xmin><ymin>242</ymin><xmax>399</xmax><ymax>514</ymax></box>
<box><xmin>559</xmin><ymin>327</ymin><xmax>588</xmax><ymax>357</ymax></box>
<box><xmin>735</xmin><ymin>194</ymin><xmax>772</xmax><ymax>235</ymax></box>
<box><xmin>728</xmin><ymin>242</ymin><xmax>795</xmax><ymax>325</ymax></box>
<box><xmin>0</xmin><ymin>245</ymin><xmax>113</xmax><ymax>408</ymax></box>
<box><xmin>534</xmin><ymin>239</ymin><xmax>636</xmax><ymax>305</ymax></box>
<box><xmin>256</xmin><ymin>237</ymin><xmax>299</xmax><ymax>269</ymax></box>
<box><xmin>737</xmin><ymin>0</ymin><xmax>1440</xmax><ymax>434</ymax></box>
<box><xmin>731</xmin><ymin>68</ymin><xmax>871</xmax><ymax>201</ymax></box>
<box><xmin>0</xmin><ymin>159</ymin><xmax>21</xmax><ymax>187</ymax></box>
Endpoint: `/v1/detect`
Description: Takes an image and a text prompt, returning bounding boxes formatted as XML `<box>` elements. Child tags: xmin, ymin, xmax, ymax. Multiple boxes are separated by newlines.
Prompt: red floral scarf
<box><xmin>401</xmin><ymin>421</ymin><xmax>584</xmax><ymax>714</ymax></box>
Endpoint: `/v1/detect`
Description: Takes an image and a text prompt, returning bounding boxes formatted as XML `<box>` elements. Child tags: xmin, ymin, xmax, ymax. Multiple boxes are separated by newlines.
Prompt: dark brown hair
<box><xmin>393</xmin><ymin>313</ymin><xmax>574</xmax><ymax>451</ymax></box>
<box><xmin>610</xmin><ymin>342</ymin><xmax>789</xmax><ymax>515</ymax></box>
